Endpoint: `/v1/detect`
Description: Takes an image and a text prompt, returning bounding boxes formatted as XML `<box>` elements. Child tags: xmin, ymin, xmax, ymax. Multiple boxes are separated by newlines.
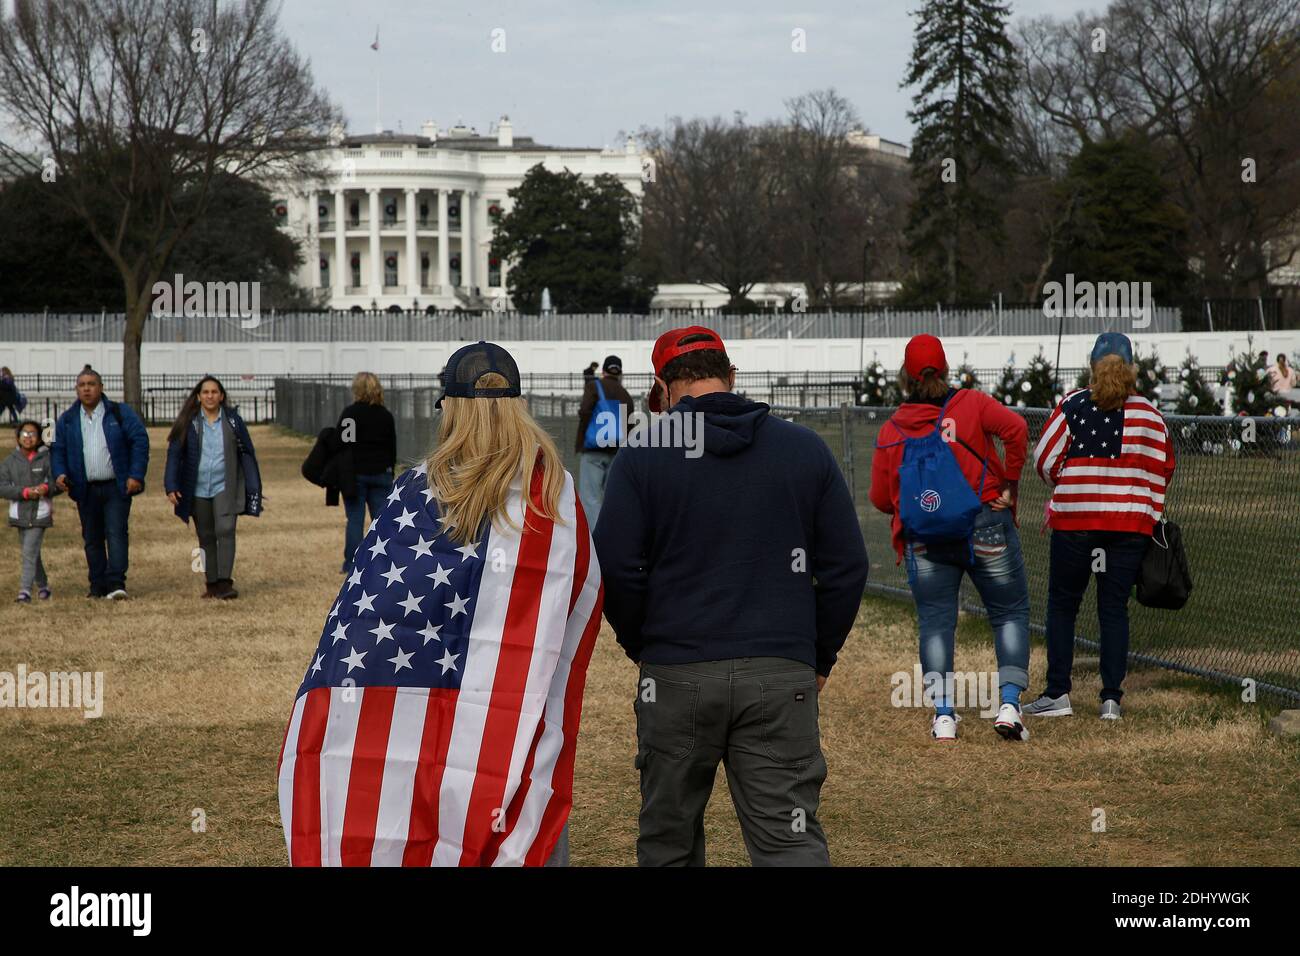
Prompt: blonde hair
<box><xmin>352</xmin><ymin>371</ymin><xmax>384</xmax><ymax>405</ymax></box>
<box><xmin>898</xmin><ymin>365</ymin><xmax>949</xmax><ymax>401</ymax></box>
<box><xmin>1089</xmin><ymin>355</ymin><xmax>1137</xmax><ymax>411</ymax></box>
<box><xmin>427</xmin><ymin>372</ymin><xmax>566</xmax><ymax>545</ymax></box>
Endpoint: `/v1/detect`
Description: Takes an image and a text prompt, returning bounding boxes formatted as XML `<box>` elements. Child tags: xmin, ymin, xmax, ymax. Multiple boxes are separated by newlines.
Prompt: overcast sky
<box><xmin>280</xmin><ymin>0</ymin><xmax>1093</xmax><ymax>149</ymax></box>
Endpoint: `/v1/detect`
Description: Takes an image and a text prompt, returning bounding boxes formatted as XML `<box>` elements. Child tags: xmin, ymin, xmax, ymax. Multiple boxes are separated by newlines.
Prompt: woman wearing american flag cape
<box><xmin>278</xmin><ymin>342</ymin><xmax>603</xmax><ymax>866</ymax></box>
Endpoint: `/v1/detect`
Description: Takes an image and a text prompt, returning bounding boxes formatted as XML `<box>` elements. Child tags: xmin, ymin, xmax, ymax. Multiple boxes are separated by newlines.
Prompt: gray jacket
<box><xmin>0</xmin><ymin>445</ymin><xmax>63</xmax><ymax>528</ymax></box>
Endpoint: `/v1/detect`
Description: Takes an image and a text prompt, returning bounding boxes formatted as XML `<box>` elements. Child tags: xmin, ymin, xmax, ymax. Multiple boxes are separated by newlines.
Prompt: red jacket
<box><xmin>869</xmin><ymin>389</ymin><xmax>1029</xmax><ymax>561</ymax></box>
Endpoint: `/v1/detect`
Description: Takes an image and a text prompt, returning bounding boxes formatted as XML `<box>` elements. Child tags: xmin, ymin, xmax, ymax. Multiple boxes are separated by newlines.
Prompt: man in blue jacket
<box><xmin>52</xmin><ymin>366</ymin><xmax>150</xmax><ymax>599</ymax></box>
<box><xmin>593</xmin><ymin>326</ymin><xmax>868</xmax><ymax>867</ymax></box>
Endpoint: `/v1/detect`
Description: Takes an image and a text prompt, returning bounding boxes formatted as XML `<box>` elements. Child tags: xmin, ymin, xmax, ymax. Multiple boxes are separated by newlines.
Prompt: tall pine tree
<box><xmin>900</xmin><ymin>0</ymin><xmax>1017</xmax><ymax>304</ymax></box>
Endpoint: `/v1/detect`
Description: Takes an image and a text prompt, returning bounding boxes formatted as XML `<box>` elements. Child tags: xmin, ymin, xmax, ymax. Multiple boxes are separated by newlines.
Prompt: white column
<box><xmin>333</xmin><ymin>189</ymin><xmax>347</xmax><ymax>300</ymax></box>
<box><xmin>460</xmin><ymin>190</ymin><xmax>474</xmax><ymax>292</ymax></box>
<box><xmin>405</xmin><ymin>188</ymin><xmax>420</xmax><ymax>298</ymax></box>
<box><xmin>437</xmin><ymin>189</ymin><xmax>450</xmax><ymax>294</ymax></box>
<box><xmin>367</xmin><ymin>187</ymin><xmax>382</xmax><ymax>296</ymax></box>
<box><xmin>308</xmin><ymin>191</ymin><xmax>321</xmax><ymax>289</ymax></box>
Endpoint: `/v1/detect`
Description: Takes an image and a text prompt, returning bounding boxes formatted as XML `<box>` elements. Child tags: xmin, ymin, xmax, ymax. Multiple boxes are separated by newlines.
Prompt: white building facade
<box><xmin>272</xmin><ymin>117</ymin><xmax>645</xmax><ymax>311</ymax></box>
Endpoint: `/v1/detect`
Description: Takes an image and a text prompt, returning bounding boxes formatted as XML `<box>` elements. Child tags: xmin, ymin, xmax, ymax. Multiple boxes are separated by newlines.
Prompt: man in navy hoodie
<box><xmin>593</xmin><ymin>326</ymin><xmax>868</xmax><ymax>866</ymax></box>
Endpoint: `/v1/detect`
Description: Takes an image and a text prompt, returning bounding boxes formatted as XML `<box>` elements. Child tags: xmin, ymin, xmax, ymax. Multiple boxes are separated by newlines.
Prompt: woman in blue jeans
<box><xmin>1025</xmin><ymin>333</ymin><xmax>1176</xmax><ymax>720</ymax></box>
<box><xmin>870</xmin><ymin>335</ymin><xmax>1032</xmax><ymax>741</ymax></box>
<box><xmin>337</xmin><ymin>372</ymin><xmax>397</xmax><ymax>572</ymax></box>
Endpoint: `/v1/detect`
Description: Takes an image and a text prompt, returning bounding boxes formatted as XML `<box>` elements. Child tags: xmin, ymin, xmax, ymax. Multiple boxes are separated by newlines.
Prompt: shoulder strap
<box><xmin>593</xmin><ymin>378</ymin><xmax>607</xmax><ymax>403</ymax></box>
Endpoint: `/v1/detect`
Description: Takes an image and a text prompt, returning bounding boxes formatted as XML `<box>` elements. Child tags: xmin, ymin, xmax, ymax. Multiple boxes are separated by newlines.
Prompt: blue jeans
<box><xmin>577</xmin><ymin>451</ymin><xmax>615</xmax><ymax>524</ymax></box>
<box><xmin>905</xmin><ymin>505</ymin><xmax>1030</xmax><ymax>708</ymax></box>
<box><xmin>343</xmin><ymin>469</ymin><xmax>393</xmax><ymax>567</ymax></box>
<box><xmin>1044</xmin><ymin>529</ymin><xmax>1148</xmax><ymax>702</ymax></box>
<box><xmin>79</xmin><ymin>479</ymin><xmax>132</xmax><ymax>594</ymax></box>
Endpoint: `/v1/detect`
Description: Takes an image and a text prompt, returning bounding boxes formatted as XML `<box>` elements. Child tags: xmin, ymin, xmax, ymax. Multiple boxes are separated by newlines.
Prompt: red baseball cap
<box><xmin>903</xmin><ymin>334</ymin><xmax>948</xmax><ymax>378</ymax></box>
<box><xmin>648</xmin><ymin>326</ymin><xmax>728</xmax><ymax>411</ymax></box>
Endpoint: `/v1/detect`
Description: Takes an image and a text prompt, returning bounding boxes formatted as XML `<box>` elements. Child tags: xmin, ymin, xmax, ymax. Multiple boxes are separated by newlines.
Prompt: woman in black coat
<box><xmin>337</xmin><ymin>371</ymin><xmax>396</xmax><ymax>573</ymax></box>
<box><xmin>164</xmin><ymin>376</ymin><xmax>262</xmax><ymax>599</ymax></box>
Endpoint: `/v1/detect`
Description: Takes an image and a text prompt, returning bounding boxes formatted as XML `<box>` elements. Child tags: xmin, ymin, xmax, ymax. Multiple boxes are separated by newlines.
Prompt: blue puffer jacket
<box><xmin>163</xmin><ymin>406</ymin><xmax>262</xmax><ymax>523</ymax></box>
<box><xmin>50</xmin><ymin>398</ymin><xmax>150</xmax><ymax>502</ymax></box>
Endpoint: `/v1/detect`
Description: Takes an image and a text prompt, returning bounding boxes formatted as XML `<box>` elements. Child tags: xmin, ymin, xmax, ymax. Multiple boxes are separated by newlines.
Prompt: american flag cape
<box><xmin>277</xmin><ymin>460</ymin><xmax>603</xmax><ymax>866</ymax></box>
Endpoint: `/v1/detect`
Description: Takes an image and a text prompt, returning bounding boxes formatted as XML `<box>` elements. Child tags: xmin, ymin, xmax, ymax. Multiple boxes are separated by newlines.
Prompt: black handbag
<box><xmin>1135</xmin><ymin>517</ymin><xmax>1192</xmax><ymax>610</ymax></box>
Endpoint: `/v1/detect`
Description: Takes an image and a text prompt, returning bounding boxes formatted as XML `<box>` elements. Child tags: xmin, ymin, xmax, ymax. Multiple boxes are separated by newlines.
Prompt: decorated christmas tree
<box><xmin>993</xmin><ymin>349</ymin><xmax>1060</xmax><ymax>408</ymax></box>
<box><xmin>1133</xmin><ymin>348</ymin><xmax>1167</xmax><ymax>402</ymax></box>
<box><xmin>1226</xmin><ymin>342</ymin><xmax>1273</xmax><ymax>417</ymax></box>
<box><xmin>1174</xmin><ymin>353</ymin><xmax>1219</xmax><ymax>415</ymax></box>
<box><xmin>859</xmin><ymin>357</ymin><xmax>902</xmax><ymax>406</ymax></box>
<box><xmin>955</xmin><ymin>354</ymin><xmax>980</xmax><ymax>390</ymax></box>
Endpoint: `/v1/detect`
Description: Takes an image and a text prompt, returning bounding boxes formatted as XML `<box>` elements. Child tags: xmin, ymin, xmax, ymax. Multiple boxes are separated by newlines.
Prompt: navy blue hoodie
<box><xmin>592</xmin><ymin>392</ymin><xmax>868</xmax><ymax>676</ymax></box>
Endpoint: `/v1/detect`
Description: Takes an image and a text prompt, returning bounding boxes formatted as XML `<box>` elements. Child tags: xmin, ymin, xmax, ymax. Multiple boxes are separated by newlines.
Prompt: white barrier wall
<box><xmin>4</xmin><ymin>331</ymin><xmax>1298</xmax><ymax>377</ymax></box>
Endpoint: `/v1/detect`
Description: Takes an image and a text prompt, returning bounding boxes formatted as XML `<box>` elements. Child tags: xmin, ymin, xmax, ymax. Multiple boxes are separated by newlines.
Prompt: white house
<box><xmin>271</xmin><ymin>116</ymin><xmax>645</xmax><ymax>311</ymax></box>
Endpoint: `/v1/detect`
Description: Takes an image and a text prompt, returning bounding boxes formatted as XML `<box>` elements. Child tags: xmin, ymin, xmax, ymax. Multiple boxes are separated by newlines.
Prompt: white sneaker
<box><xmin>993</xmin><ymin>703</ymin><xmax>1030</xmax><ymax>741</ymax></box>
<box><xmin>105</xmin><ymin>589</ymin><xmax>128</xmax><ymax>601</ymax></box>
<box><xmin>931</xmin><ymin>714</ymin><xmax>959</xmax><ymax>742</ymax></box>
<box><xmin>1100</xmin><ymin>700</ymin><xmax>1122</xmax><ymax>720</ymax></box>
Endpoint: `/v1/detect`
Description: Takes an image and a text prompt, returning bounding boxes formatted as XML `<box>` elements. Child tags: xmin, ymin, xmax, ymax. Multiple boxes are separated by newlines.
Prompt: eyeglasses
<box><xmin>18</xmin><ymin>432</ymin><xmax>39</xmax><ymax>438</ymax></box>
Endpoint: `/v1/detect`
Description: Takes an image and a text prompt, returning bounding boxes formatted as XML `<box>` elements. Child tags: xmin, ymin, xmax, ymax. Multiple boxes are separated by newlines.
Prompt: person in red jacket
<box><xmin>869</xmin><ymin>335</ymin><xmax>1031</xmax><ymax>742</ymax></box>
<box><xmin>1023</xmin><ymin>332</ymin><xmax>1176</xmax><ymax>721</ymax></box>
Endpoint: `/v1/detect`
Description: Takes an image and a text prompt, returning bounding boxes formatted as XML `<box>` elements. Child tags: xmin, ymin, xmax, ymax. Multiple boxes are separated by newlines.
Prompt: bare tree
<box><xmin>640</xmin><ymin>114</ymin><xmax>777</xmax><ymax>308</ymax></box>
<box><xmin>0</xmin><ymin>0</ymin><xmax>340</xmax><ymax>405</ymax></box>
<box><xmin>772</xmin><ymin>89</ymin><xmax>864</xmax><ymax>306</ymax></box>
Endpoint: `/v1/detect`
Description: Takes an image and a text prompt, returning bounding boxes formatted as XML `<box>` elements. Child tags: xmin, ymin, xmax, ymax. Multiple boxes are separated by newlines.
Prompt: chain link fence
<box><xmin>273</xmin><ymin>380</ymin><xmax>1300</xmax><ymax>703</ymax></box>
<box><xmin>777</xmin><ymin>405</ymin><xmax>1300</xmax><ymax>703</ymax></box>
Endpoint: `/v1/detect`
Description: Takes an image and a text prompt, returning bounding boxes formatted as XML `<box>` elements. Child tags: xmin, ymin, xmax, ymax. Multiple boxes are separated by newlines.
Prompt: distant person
<box><xmin>1268</xmin><ymin>354</ymin><xmax>1298</xmax><ymax>395</ymax></box>
<box><xmin>279</xmin><ymin>341</ymin><xmax>601</xmax><ymax>867</ymax></box>
<box><xmin>51</xmin><ymin>366</ymin><xmax>149</xmax><ymax>600</ymax></box>
<box><xmin>337</xmin><ymin>371</ymin><xmax>396</xmax><ymax>573</ymax></box>
<box><xmin>594</xmin><ymin>326</ymin><xmax>868</xmax><ymax>866</ymax></box>
<box><xmin>0</xmin><ymin>367</ymin><xmax>19</xmax><ymax>423</ymax></box>
<box><xmin>0</xmin><ymin>420</ymin><xmax>62</xmax><ymax>602</ymax></box>
<box><xmin>869</xmin><ymin>334</ymin><xmax>1032</xmax><ymax>742</ymax></box>
<box><xmin>1025</xmin><ymin>333</ymin><xmax>1176</xmax><ymax>720</ymax></box>
<box><xmin>575</xmin><ymin>355</ymin><xmax>633</xmax><ymax>523</ymax></box>
<box><xmin>164</xmin><ymin>376</ymin><xmax>263</xmax><ymax>600</ymax></box>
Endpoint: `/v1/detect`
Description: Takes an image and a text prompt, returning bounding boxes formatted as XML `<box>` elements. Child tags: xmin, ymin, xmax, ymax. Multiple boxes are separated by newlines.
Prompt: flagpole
<box><xmin>373</xmin><ymin>25</ymin><xmax>381</xmax><ymax>133</ymax></box>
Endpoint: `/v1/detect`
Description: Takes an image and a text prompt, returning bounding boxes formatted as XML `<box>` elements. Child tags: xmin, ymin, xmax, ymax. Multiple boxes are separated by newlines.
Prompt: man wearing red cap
<box><xmin>594</xmin><ymin>326</ymin><xmax>868</xmax><ymax>866</ymax></box>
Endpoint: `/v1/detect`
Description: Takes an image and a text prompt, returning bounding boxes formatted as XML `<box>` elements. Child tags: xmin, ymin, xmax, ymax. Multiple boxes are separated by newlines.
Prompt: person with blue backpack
<box><xmin>574</xmin><ymin>355</ymin><xmax>633</xmax><ymax>523</ymax></box>
<box><xmin>869</xmin><ymin>335</ymin><xmax>1032</xmax><ymax>742</ymax></box>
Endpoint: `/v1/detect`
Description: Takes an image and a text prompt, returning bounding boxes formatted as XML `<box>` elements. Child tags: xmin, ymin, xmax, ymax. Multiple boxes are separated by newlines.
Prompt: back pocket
<box><xmin>759</xmin><ymin>679</ymin><xmax>821</xmax><ymax>765</ymax></box>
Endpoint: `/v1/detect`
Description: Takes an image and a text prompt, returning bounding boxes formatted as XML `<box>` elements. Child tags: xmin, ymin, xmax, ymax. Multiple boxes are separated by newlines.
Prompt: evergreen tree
<box><xmin>1052</xmin><ymin>137</ymin><xmax>1190</xmax><ymax>302</ymax></box>
<box><xmin>993</xmin><ymin>349</ymin><xmax>1059</xmax><ymax>408</ymax></box>
<box><xmin>900</xmin><ymin>0</ymin><xmax>1017</xmax><ymax>304</ymax></box>
<box><xmin>859</xmin><ymin>357</ymin><xmax>902</xmax><ymax>406</ymax></box>
<box><xmin>490</xmin><ymin>167</ymin><xmax>654</xmax><ymax>313</ymax></box>
<box><xmin>1133</xmin><ymin>349</ymin><xmax>1167</xmax><ymax>403</ymax></box>
<box><xmin>1174</xmin><ymin>353</ymin><xmax>1219</xmax><ymax>415</ymax></box>
<box><xmin>1225</xmin><ymin>343</ymin><xmax>1273</xmax><ymax>416</ymax></box>
<box><xmin>955</xmin><ymin>358</ymin><xmax>980</xmax><ymax>389</ymax></box>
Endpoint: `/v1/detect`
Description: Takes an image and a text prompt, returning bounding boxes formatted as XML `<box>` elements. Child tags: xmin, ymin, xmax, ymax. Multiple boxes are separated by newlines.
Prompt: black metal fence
<box><xmin>271</xmin><ymin>379</ymin><xmax>1300</xmax><ymax>702</ymax></box>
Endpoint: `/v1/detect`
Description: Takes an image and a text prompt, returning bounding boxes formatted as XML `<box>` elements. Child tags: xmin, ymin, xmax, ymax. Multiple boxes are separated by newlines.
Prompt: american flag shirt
<box><xmin>1032</xmin><ymin>389</ymin><xmax>1176</xmax><ymax>533</ymax></box>
<box><xmin>278</xmin><ymin>460</ymin><xmax>603</xmax><ymax>866</ymax></box>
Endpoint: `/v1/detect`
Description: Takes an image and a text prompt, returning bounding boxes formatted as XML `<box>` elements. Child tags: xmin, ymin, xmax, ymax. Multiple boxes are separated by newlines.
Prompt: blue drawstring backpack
<box><xmin>582</xmin><ymin>378</ymin><xmax>625</xmax><ymax>450</ymax></box>
<box><xmin>876</xmin><ymin>392</ymin><xmax>987</xmax><ymax>545</ymax></box>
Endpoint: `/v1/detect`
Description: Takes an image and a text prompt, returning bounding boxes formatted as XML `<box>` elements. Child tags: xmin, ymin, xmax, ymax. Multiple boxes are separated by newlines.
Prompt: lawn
<box><xmin>0</xmin><ymin>425</ymin><xmax>1296</xmax><ymax>866</ymax></box>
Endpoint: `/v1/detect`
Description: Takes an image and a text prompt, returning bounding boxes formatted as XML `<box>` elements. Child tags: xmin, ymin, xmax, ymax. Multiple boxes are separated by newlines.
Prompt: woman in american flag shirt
<box><xmin>1023</xmin><ymin>333</ymin><xmax>1176</xmax><ymax>722</ymax></box>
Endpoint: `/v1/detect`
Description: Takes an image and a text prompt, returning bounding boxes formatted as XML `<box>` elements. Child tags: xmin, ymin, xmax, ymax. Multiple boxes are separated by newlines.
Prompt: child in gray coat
<box><xmin>0</xmin><ymin>420</ymin><xmax>62</xmax><ymax>602</ymax></box>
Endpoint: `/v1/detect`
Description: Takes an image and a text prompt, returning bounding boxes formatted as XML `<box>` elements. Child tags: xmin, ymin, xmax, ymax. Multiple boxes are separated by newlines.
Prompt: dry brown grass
<box><xmin>0</xmin><ymin>425</ymin><xmax>1296</xmax><ymax>866</ymax></box>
